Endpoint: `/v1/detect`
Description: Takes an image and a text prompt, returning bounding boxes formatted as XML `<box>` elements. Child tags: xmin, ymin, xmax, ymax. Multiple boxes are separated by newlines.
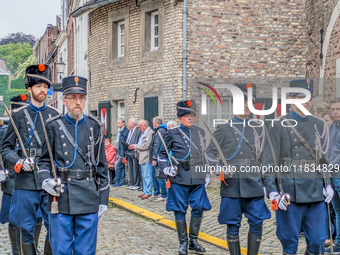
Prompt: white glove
<box><xmin>269</xmin><ymin>191</ymin><xmax>287</xmax><ymax>211</ymax></box>
<box><xmin>98</xmin><ymin>204</ymin><xmax>108</xmax><ymax>220</ymax></box>
<box><xmin>42</xmin><ymin>178</ymin><xmax>63</xmax><ymax>196</ymax></box>
<box><xmin>0</xmin><ymin>170</ymin><xmax>8</xmax><ymax>183</ymax></box>
<box><xmin>323</xmin><ymin>184</ymin><xmax>334</xmax><ymax>203</ymax></box>
<box><xmin>17</xmin><ymin>157</ymin><xmax>35</xmax><ymax>171</ymax></box>
<box><xmin>205</xmin><ymin>174</ymin><xmax>210</xmax><ymax>188</ymax></box>
<box><xmin>163</xmin><ymin>166</ymin><xmax>178</xmax><ymax>177</ymax></box>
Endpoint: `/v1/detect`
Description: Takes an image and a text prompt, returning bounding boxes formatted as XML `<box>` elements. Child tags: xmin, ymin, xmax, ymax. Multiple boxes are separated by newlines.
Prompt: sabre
<box><xmin>315</xmin><ymin>141</ymin><xmax>333</xmax><ymax>254</ymax></box>
<box><xmin>38</xmin><ymin>112</ymin><xmax>59</xmax><ymax>189</ymax></box>
<box><xmin>263</xmin><ymin>126</ymin><xmax>291</xmax><ymax>210</ymax></box>
<box><xmin>39</xmin><ymin>112</ymin><xmax>61</xmax><ymax>214</ymax></box>
<box><xmin>0</xmin><ymin>101</ymin><xmax>29</xmax><ymax>172</ymax></box>
<box><xmin>157</xmin><ymin>130</ymin><xmax>178</xmax><ymax>169</ymax></box>
<box><xmin>202</xmin><ymin>121</ymin><xmax>228</xmax><ymax>167</ymax></box>
<box><xmin>202</xmin><ymin>121</ymin><xmax>231</xmax><ymax>185</ymax></box>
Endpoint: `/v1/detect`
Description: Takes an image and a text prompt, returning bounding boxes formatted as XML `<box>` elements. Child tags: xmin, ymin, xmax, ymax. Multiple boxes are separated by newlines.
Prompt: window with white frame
<box><xmin>201</xmin><ymin>97</ymin><xmax>232</xmax><ymax>130</ymax></box>
<box><xmin>117</xmin><ymin>21</ymin><xmax>125</xmax><ymax>57</ymax></box>
<box><xmin>117</xmin><ymin>101</ymin><xmax>125</xmax><ymax>119</ymax></box>
<box><xmin>151</xmin><ymin>11</ymin><xmax>159</xmax><ymax>51</ymax></box>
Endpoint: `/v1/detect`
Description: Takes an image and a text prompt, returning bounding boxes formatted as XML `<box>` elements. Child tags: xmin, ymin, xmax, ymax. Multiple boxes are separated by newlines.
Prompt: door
<box><xmin>144</xmin><ymin>97</ymin><xmax>158</xmax><ymax>128</ymax></box>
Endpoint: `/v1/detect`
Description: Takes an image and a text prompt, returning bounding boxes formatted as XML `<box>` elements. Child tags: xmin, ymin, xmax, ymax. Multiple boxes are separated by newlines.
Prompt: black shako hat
<box><xmin>233</xmin><ymin>83</ymin><xmax>256</xmax><ymax>101</ymax></box>
<box><xmin>177</xmin><ymin>100</ymin><xmax>196</xmax><ymax>118</ymax></box>
<box><xmin>62</xmin><ymin>76</ymin><xmax>87</xmax><ymax>95</ymax></box>
<box><xmin>25</xmin><ymin>64</ymin><xmax>52</xmax><ymax>89</ymax></box>
<box><xmin>10</xmin><ymin>94</ymin><xmax>31</xmax><ymax>110</ymax></box>
<box><xmin>289</xmin><ymin>79</ymin><xmax>314</xmax><ymax>97</ymax></box>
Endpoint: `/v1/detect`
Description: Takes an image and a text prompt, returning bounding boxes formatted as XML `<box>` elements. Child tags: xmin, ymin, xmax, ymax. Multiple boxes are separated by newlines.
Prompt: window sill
<box><xmin>140</xmin><ymin>48</ymin><xmax>163</xmax><ymax>62</ymax></box>
<box><xmin>109</xmin><ymin>56</ymin><xmax>128</xmax><ymax>67</ymax></box>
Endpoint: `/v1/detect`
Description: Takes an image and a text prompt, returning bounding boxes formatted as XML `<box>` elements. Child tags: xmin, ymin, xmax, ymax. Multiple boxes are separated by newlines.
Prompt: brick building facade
<box><xmin>82</xmin><ymin>0</ymin><xmax>310</xmax><ymax>138</ymax></box>
<box><xmin>306</xmin><ymin>0</ymin><xmax>340</xmax><ymax>103</ymax></box>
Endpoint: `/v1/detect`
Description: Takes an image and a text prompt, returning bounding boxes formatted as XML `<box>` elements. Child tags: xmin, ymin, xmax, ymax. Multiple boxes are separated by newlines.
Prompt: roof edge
<box><xmin>70</xmin><ymin>0</ymin><xmax>122</xmax><ymax>18</ymax></box>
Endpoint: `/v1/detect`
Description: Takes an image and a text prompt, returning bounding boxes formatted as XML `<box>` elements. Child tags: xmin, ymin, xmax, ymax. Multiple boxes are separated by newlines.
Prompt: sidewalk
<box><xmin>110</xmin><ymin>175</ymin><xmax>308</xmax><ymax>255</ymax></box>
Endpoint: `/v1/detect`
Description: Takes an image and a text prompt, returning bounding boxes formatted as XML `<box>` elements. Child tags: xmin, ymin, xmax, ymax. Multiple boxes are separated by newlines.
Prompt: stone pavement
<box><xmin>109</xmin><ymin>174</ymin><xmax>309</xmax><ymax>255</ymax></box>
<box><xmin>0</xmin><ymin>191</ymin><xmax>226</xmax><ymax>255</ymax></box>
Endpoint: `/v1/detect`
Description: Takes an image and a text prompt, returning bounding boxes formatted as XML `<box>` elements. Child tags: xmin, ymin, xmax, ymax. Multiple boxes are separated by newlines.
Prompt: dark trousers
<box><xmin>127</xmin><ymin>156</ymin><xmax>140</xmax><ymax>187</ymax></box>
<box><xmin>218</xmin><ymin>196</ymin><xmax>271</xmax><ymax>236</ymax></box>
<box><xmin>276</xmin><ymin>201</ymin><xmax>327</xmax><ymax>255</ymax></box>
<box><xmin>49</xmin><ymin>212</ymin><xmax>98</xmax><ymax>255</ymax></box>
<box><xmin>109</xmin><ymin>170</ymin><xmax>115</xmax><ymax>185</ymax></box>
<box><xmin>9</xmin><ymin>189</ymin><xmax>49</xmax><ymax>243</ymax></box>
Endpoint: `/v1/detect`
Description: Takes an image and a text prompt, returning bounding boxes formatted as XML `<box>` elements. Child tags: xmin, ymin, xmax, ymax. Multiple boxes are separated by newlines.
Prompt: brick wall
<box><xmin>306</xmin><ymin>0</ymin><xmax>340</xmax><ymax>102</ymax></box>
<box><xmin>186</xmin><ymin>0</ymin><xmax>308</xmax><ymax>101</ymax></box>
<box><xmin>88</xmin><ymin>0</ymin><xmax>184</xmax><ymax>137</ymax></box>
<box><xmin>88</xmin><ymin>0</ymin><xmax>314</xmax><ymax>136</ymax></box>
<box><xmin>67</xmin><ymin>17</ymin><xmax>75</xmax><ymax>75</ymax></box>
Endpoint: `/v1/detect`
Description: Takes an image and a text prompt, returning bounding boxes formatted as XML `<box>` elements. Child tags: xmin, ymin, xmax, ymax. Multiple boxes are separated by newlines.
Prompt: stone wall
<box><xmin>306</xmin><ymin>0</ymin><xmax>340</xmax><ymax>102</ymax></box>
<box><xmin>186</xmin><ymin>0</ymin><xmax>309</xmax><ymax>101</ymax></box>
<box><xmin>88</xmin><ymin>0</ymin><xmax>183</xmax><ymax>137</ymax></box>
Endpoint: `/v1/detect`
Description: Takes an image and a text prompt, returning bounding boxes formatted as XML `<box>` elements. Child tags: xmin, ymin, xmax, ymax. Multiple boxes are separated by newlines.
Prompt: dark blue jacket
<box><xmin>150</xmin><ymin>123</ymin><xmax>167</xmax><ymax>162</ymax></box>
<box><xmin>117</xmin><ymin>126</ymin><xmax>129</xmax><ymax>157</ymax></box>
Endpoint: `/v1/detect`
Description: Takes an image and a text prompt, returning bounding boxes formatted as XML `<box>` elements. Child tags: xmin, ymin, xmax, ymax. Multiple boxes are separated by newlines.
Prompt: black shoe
<box><xmin>44</xmin><ymin>239</ymin><xmax>52</xmax><ymax>255</ymax></box>
<box><xmin>188</xmin><ymin>217</ymin><xmax>206</xmax><ymax>253</ymax></box>
<box><xmin>247</xmin><ymin>231</ymin><xmax>261</xmax><ymax>255</ymax></box>
<box><xmin>137</xmin><ymin>187</ymin><xmax>143</xmax><ymax>191</ymax></box>
<box><xmin>176</xmin><ymin>220</ymin><xmax>188</xmax><ymax>255</ymax></box>
<box><xmin>227</xmin><ymin>235</ymin><xmax>241</xmax><ymax>255</ymax></box>
<box><xmin>8</xmin><ymin>224</ymin><xmax>21</xmax><ymax>255</ymax></box>
<box><xmin>34</xmin><ymin>221</ymin><xmax>42</xmax><ymax>255</ymax></box>
<box><xmin>21</xmin><ymin>242</ymin><xmax>36</xmax><ymax>255</ymax></box>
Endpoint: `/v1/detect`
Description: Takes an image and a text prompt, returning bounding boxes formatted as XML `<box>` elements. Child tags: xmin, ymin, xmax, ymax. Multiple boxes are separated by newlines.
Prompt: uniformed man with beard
<box><xmin>263</xmin><ymin>79</ymin><xmax>334</xmax><ymax>255</ymax></box>
<box><xmin>1</xmin><ymin>64</ymin><xmax>60</xmax><ymax>254</ymax></box>
<box><xmin>0</xmin><ymin>94</ymin><xmax>46</xmax><ymax>255</ymax></box>
<box><xmin>205</xmin><ymin>83</ymin><xmax>271</xmax><ymax>255</ymax></box>
<box><xmin>37</xmin><ymin>76</ymin><xmax>109</xmax><ymax>254</ymax></box>
<box><xmin>158</xmin><ymin>100</ymin><xmax>212</xmax><ymax>255</ymax></box>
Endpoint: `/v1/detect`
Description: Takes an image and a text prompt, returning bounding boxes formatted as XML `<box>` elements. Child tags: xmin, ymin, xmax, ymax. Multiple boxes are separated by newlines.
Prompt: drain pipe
<box><xmin>182</xmin><ymin>0</ymin><xmax>188</xmax><ymax>100</ymax></box>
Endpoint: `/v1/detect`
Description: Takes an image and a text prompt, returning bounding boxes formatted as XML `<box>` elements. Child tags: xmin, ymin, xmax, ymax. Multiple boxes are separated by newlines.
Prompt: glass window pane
<box><xmin>155</xmin><ymin>14</ymin><xmax>158</xmax><ymax>25</ymax></box>
<box><xmin>208</xmin><ymin>99</ymin><xmax>217</xmax><ymax>114</ymax></box>
<box><xmin>155</xmin><ymin>37</ymin><xmax>158</xmax><ymax>48</ymax></box>
<box><xmin>155</xmin><ymin>25</ymin><xmax>158</xmax><ymax>36</ymax></box>
<box><xmin>121</xmin><ymin>34</ymin><xmax>124</xmax><ymax>44</ymax></box>
<box><xmin>121</xmin><ymin>45</ymin><xmax>124</xmax><ymax>54</ymax></box>
<box><xmin>120</xmin><ymin>24</ymin><xmax>124</xmax><ymax>34</ymax></box>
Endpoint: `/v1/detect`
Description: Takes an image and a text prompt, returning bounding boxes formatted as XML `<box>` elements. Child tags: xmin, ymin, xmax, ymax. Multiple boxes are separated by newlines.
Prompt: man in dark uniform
<box><xmin>1</xmin><ymin>65</ymin><xmax>60</xmax><ymax>254</ymax></box>
<box><xmin>158</xmin><ymin>100</ymin><xmax>212</xmax><ymax>255</ymax></box>
<box><xmin>0</xmin><ymin>94</ymin><xmax>44</xmax><ymax>255</ymax></box>
<box><xmin>37</xmin><ymin>76</ymin><xmax>109</xmax><ymax>254</ymax></box>
<box><xmin>263</xmin><ymin>79</ymin><xmax>333</xmax><ymax>255</ymax></box>
<box><xmin>205</xmin><ymin>83</ymin><xmax>271</xmax><ymax>255</ymax></box>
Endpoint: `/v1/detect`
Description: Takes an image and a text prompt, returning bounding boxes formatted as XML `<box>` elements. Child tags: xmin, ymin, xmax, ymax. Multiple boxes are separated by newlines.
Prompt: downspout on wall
<box><xmin>182</xmin><ymin>0</ymin><xmax>188</xmax><ymax>100</ymax></box>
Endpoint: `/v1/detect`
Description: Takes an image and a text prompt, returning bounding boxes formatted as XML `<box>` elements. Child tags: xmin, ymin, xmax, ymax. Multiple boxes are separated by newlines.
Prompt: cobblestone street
<box><xmin>0</xmin><ymin>191</ymin><xmax>226</xmax><ymax>255</ymax></box>
<box><xmin>0</xmin><ymin>175</ymin><xmax>312</xmax><ymax>255</ymax></box>
<box><xmin>109</xmin><ymin>175</ymin><xmax>308</xmax><ymax>255</ymax></box>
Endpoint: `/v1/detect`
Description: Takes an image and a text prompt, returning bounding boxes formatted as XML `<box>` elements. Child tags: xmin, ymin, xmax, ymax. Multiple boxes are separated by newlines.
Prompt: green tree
<box><xmin>0</xmin><ymin>43</ymin><xmax>32</xmax><ymax>74</ymax></box>
<box><xmin>16</xmin><ymin>55</ymin><xmax>36</xmax><ymax>78</ymax></box>
<box><xmin>0</xmin><ymin>76</ymin><xmax>26</xmax><ymax>116</ymax></box>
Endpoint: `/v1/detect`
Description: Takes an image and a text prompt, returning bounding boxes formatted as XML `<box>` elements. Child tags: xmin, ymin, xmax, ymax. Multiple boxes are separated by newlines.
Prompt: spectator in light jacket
<box><xmin>128</xmin><ymin>120</ymin><xmax>154</xmax><ymax>199</ymax></box>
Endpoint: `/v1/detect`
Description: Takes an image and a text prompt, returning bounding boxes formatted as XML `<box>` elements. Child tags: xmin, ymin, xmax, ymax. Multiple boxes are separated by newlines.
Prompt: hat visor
<box><xmin>289</xmin><ymin>93</ymin><xmax>313</xmax><ymax>98</ymax></box>
<box><xmin>63</xmin><ymin>87</ymin><xmax>87</xmax><ymax>95</ymax></box>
